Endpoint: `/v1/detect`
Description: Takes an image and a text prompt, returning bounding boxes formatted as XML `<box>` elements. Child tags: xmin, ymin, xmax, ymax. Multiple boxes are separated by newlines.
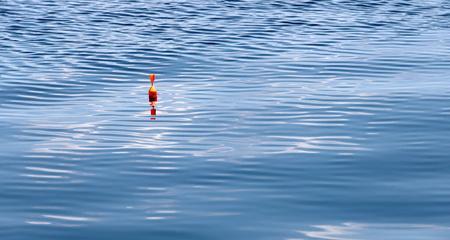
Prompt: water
<box><xmin>1</xmin><ymin>0</ymin><xmax>450</xmax><ymax>239</ymax></box>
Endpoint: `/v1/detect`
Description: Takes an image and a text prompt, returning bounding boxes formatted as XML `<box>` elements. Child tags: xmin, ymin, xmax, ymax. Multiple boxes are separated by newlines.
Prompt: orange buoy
<box><xmin>148</xmin><ymin>74</ymin><xmax>158</xmax><ymax>103</ymax></box>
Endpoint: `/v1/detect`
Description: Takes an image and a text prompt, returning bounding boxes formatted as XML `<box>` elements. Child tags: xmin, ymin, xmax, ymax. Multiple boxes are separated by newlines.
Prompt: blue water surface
<box><xmin>1</xmin><ymin>0</ymin><xmax>450</xmax><ymax>239</ymax></box>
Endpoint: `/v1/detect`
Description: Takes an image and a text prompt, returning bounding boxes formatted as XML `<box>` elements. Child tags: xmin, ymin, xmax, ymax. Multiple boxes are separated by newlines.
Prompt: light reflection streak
<box><xmin>297</xmin><ymin>223</ymin><xmax>450</xmax><ymax>240</ymax></box>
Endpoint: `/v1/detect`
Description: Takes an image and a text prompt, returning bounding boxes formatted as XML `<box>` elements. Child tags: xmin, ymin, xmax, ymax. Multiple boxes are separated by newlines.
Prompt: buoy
<box><xmin>148</xmin><ymin>74</ymin><xmax>158</xmax><ymax>120</ymax></box>
<box><xmin>148</xmin><ymin>74</ymin><xmax>158</xmax><ymax>103</ymax></box>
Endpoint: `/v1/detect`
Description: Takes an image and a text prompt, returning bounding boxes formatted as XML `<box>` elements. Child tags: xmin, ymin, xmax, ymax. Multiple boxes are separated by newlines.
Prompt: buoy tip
<box><xmin>149</xmin><ymin>74</ymin><xmax>156</xmax><ymax>83</ymax></box>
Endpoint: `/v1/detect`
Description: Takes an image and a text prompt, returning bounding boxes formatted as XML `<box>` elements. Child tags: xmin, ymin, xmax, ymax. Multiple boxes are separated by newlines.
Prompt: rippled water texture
<box><xmin>1</xmin><ymin>0</ymin><xmax>450</xmax><ymax>239</ymax></box>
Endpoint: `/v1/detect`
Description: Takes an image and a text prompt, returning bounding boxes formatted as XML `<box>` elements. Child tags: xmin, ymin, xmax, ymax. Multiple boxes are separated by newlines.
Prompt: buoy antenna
<box><xmin>150</xmin><ymin>74</ymin><xmax>156</xmax><ymax>85</ymax></box>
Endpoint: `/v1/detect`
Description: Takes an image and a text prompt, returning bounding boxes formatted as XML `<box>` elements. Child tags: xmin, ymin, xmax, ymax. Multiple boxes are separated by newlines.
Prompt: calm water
<box><xmin>1</xmin><ymin>0</ymin><xmax>450</xmax><ymax>239</ymax></box>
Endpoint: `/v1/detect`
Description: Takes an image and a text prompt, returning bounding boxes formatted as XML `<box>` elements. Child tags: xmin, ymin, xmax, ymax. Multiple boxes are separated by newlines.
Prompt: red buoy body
<box><xmin>149</xmin><ymin>87</ymin><xmax>157</xmax><ymax>102</ymax></box>
<box><xmin>148</xmin><ymin>74</ymin><xmax>158</xmax><ymax>103</ymax></box>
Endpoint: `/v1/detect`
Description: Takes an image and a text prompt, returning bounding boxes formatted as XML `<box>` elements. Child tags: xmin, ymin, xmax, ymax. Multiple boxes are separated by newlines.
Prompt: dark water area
<box><xmin>1</xmin><ymin>0</ymin><xmax>450</xmax><ymax>239</ymax></box>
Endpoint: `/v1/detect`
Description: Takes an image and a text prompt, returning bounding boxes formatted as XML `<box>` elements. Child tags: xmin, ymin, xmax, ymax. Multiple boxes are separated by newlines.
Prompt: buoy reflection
<box><xmin>150</xmin><ymin>102</ymin><xmax>157</xmax><ymax>120</ymax></box>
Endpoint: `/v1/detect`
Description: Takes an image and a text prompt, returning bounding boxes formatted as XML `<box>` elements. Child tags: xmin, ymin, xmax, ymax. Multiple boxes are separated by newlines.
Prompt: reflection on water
<box><xmin>298</xmin><ymin>223</ymin><xmax>450</xmax><ymax>240</ymax></box>
<box><xmin>150</xmin><ymin>105</ymin><xmax>157</xmax><ymax>120</ymax></box>
<box><xmin>1</xmin><ymin>0</ymin><xmax>450</xmax><ymax>239</ymax></box>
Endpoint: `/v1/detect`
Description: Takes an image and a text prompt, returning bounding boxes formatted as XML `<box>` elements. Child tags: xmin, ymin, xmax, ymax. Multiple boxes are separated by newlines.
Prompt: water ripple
<box><xmin>1</xmin><ymin>0</ymin><xmax>450</xmax><ymax>239</ymax></box>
